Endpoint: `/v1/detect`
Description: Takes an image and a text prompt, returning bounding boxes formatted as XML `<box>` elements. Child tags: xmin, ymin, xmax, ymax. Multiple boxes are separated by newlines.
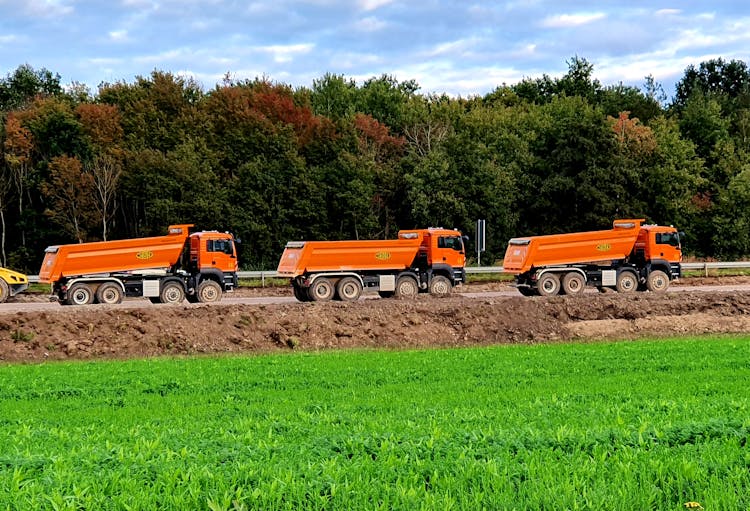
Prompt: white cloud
<box><xmin>656</xmin><ymin>9</ymin><xmax>681</xmax><ymax>16</ymax></box>
<box><xmin>383</xmin><ymin>61</ymin><xmax>525</xmax><ymax>97</ymax></box>
<box><xmin>353</xmin><ymin>16</ymin><xmax>387</xmax><ymax>32</ymax></box>
<box><xmin>358</xmin><ymin>0</ymin><xmax>393</xmax><ymax>12</ymax></box>
<box><xmin>541</xmin><ymin>12</ymin><xmax>606</xmax><ymax>28</ymax></box>
<box><xmin>134</xmin><ymin>49</ymin><xmax>186</xmax><ymax>65</ymax></box>
<box><xmin>121</xmin><ymin>0</ymin><xmax>155</xmax><ymax>6</ymax></box>
<box><xmin>423</xmin><ymin>38</ymin><xmax>481</xmax><ymax>58</ymax></box>
<box><xmin>88</xmin><ymin>57</ymin><xmax>123</xmax><ymax>66</ymax></box>
<box><xmin>108</xmin><ymin>30</ymin><xmax>129</xmax><ymax>42</ymax></box>
<box><xmin>260</xmin><ymin>44</ymin><xmax>314</xmax><ymax>62</ymax></box>
<box><xmin>329</xmin><ymin>51</ymin><xmax>383</xmax><ymax>70</ymax></box>
<box><xmin>0</xmin><ymin>34</ymin><xmax>19</xmax><ymax>44</ymax></box>
<box><xmin>15</xmin><ymin>0</ymin><xmax>73</xmax><ymax>17</ymax></box>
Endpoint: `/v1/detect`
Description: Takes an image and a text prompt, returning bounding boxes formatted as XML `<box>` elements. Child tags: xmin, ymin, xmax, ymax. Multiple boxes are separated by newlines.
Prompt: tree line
<box><xmin>1</xmin><ymin>57</ymin><xmax>749</xmax><ymax>272</ymax></box>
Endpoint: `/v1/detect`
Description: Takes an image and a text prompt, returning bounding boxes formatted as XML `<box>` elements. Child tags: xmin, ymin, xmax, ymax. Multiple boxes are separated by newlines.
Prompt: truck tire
<box><xmin>395</xmin><ymin>276</ymin><xmax>419</xmax><ymax>298</ymax></box>
<box><xmin>429</xmin><ymin>275</ymin><xmax>452</xmax><ymax>296</ymax></box>
<box><xmin>292</xmin><ymin>283</ymin><xmax>310</xmax><ymax>302</ymax></box>
<box><xmin>197</xmin><ymin>280</ymin><xmax>222</xmax><ymax>303</ymax></box>
<box><xmin>616</xmin><ymin>271</ymin><xmax>638</xmax><ymax>293</ymax></box>
<box><xmin>646</xmin><ymin>270</ymin><xmax>669</xmax><ymax>293</ymax></box>
<box><xmin>309</xmin><ymin>278</ymin><xmax>334</xmax><ymax>301</ymax></box>
<box><xmin>536</xmin><ymin>273</ymin><xmax>560</xmax><ymax>297</ymax></box>
<box><xmin>0</xmin><ymin>279</ymin><xmax>9</xmax><ymax>304</ymax></box>
<box><xmin>378</xmin><ymin>291</ymin><xmax>395</xmax><ymax>299</ymax></box>
<box><xmin>95</xmin><ymin>282</ymin><xmax>124</xmax><ymax>304</ymax></box>
<box><xmin>336</xmin><ymin>277</ymin><xmax>362</xmax><ymax>301</ymax></box>
<box><xmin>66</xmin><ymin>283</ymin><xmax>94</xmax><ymax>305</ymax></box>
<box><xmin>562</xmin><ymin>272</ymin><xmax>585</xmax><ymax>295</ymax></box>
<box><xmin>517</xmin><ymin>286</ymin><xmax>537</xmax><ymax>296</ymax></box>
<box><xmin>159</xmin><ymin>282</ymin><xmax>185</xmax><ymax>304</ymax></box>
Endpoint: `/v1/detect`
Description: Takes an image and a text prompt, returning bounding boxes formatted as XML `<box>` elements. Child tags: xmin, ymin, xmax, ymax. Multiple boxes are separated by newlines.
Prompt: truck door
<box><xmin>654</xmin><ymin>231</ymin><xmax>682</xmax><ymax>262</ymax></box>
<box><xmin>200</xmin><ymin>236</ymin><xmax>237</xmax><ymax>272</ymax></box>
<box><xmin>436</xmin><ymin>235</ymin><xmax>466</xmax><ymax>268</ymax></box>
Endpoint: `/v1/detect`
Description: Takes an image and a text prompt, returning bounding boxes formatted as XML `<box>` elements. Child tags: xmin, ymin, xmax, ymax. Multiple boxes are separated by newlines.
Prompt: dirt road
<box><xmin>1</xmin><ymin>277</ymin><xmax>749</xmax><ymax>363</ymax></box>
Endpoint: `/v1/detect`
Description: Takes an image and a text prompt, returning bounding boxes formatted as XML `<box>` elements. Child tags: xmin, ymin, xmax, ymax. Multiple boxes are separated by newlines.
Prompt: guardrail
<box><xmin>24</xmin><ymin>261</ymin><xmax>747</xmax><ymax>285</ymax></box>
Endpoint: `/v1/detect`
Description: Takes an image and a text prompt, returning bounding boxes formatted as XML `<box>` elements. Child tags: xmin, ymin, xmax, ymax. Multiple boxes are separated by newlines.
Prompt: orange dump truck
<box><xmin>503</xmin><ymin>219</ymin><xmax>682</xmax><ymax>296</ymax></box>
<box><xmin>39</xmin><ymin>224</ymin><xmax>238</xmax><ymax>305</ymax></box>
<box><xmin>277</xmin><ymin>228</ymin><xmax>468</xmax><ymax>301</ymax></box>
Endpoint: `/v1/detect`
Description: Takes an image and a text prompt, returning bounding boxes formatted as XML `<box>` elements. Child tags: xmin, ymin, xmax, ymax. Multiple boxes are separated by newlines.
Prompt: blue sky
<box><xmin>1</xmin><ymin>1</ymin><xmax>748</xmax><ymax>98</ymax></box>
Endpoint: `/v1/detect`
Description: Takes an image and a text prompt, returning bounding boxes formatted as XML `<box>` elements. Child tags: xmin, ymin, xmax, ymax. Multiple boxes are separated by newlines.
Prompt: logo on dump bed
<box><xmin>596</xmin><ymin>243</ymin><xmax>611</xmax><ymax>252</ymax></box>
<box><xmin>136</xmin><ymin>250</ymin><xmax>154</xmax><ymax>260</ymax></box>
<box><xmin>375</xmin><ymin>251</ymin><xmax>391</xmax><ymax>261</ymax></box>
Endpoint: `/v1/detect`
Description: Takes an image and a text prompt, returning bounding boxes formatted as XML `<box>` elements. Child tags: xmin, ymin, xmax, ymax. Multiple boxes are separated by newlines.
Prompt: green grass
<box><xmin>0</xmin><ymin>337</ymin><xmax>748</xmax><ymax>510</ymax></box>
<box><xmin>681</xmin><ymin>268</ymin><xmax>750</xmax><ymax>278</ymax></box>
<box><xmin>238</xmin><ymin>277</ymin><xmax>289</xmax><ymax>288</ymax></box>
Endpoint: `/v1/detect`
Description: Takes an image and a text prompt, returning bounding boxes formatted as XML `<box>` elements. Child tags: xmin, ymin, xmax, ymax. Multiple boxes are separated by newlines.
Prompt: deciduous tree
<box><xmin>41</xmin><ymin>156</ymin><xmax>95</xmax><ymax>243</ymax></box>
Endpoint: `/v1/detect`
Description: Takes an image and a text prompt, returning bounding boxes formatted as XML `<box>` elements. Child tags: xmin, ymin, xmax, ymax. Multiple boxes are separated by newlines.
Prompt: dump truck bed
<box><xmin>277</xmin><ymin>237</ymin><xmax>422</xmax><ymax>278</ymax></box>
<box><xmin>39</xmin><ymin>224</ymin><xmax>192</xmax><ymax>283</ymax></box>
<box><xmin>503</xmin><ymin>219</ymin><xmax>643</xmax><ymax>274</ymax></box>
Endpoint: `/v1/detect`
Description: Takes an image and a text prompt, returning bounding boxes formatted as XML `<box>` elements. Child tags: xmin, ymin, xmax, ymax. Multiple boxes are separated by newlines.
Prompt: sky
<box><xmin>0</xmin><ymin>0</ymin><xmax>749</xmax><ymax>99</ymax></box>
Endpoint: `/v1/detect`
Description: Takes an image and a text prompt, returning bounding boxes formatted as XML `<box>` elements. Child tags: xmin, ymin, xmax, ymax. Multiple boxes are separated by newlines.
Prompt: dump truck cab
<box><xmin>634</xmin><ymin>224</ymin><xmax>682</xmax><ymax>280</ymax></box>
<box><xmin>188</xmin><ymin>231</ymin><xmax>239</xmax><ymax>291</ymax></box>
<box><xmin>399</xmin><ymin>228</ymin><xmax>467</xmax><ymax>283</ymax></box>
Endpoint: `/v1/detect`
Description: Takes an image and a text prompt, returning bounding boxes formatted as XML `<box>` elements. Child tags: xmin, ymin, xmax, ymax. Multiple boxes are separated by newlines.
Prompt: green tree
<box><xmin>713</xmin><ymin>166</ymin><xmax>750</xmax><ymax>257</ymax></box>
<box><xmin>309</xmin><ymin>73</ymin><xmax>357</xmax><ymax>119</ymax></box>
<box><xmin>512</xmin><ymin>56</ymin><xmax>601</xmax><ymax>105</ymax></box>
<box><xmin>678</xmin><ymin>95</ymin><xmax>730</xmax><ymax>162</ymax></box>
<box><xmin>119</xmin><ymin>141</ymin><xmax>223</xmax><ymax>237</ymax></box>
<box><xmin>355</xmin><ymin>74</ymin><xmax>419</xmax><ymax>132</ymax></box>
<box><xmin>0</xmin><ymin>64</ymin><xmax>63</xmax><ymax>110</ymax></box>
<box><xmin>98</xmin><ymin>71</ymin><xmax>205</xmax><ymax>153</ymax></box>
<box><xmin>673</xmin><ymin>58</ymin><xmax>750</xmax><ymax>111</ymax></box>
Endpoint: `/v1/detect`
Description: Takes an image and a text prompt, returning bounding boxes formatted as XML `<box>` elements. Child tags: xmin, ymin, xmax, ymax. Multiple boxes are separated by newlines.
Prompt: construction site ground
<box><xmin>2</xmin><ymin>276</ymin><xmax>750</xmax><ymax>363</ymax></box>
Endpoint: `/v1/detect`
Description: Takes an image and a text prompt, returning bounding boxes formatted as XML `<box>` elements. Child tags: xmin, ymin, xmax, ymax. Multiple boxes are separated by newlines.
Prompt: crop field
<box><xmin>0</xmin><ymin>336</ymin><xmax>748</xmax><ymax>510</ymax></box>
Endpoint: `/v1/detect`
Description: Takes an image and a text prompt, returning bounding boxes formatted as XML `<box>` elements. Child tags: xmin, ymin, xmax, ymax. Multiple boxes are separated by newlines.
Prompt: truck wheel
<box><xmin>197</xmin><ymin>280</ymin><xmax>222</xmax><ymax>303</ymax></box>
<box><xmin>616</xmin><ymin>271</ymin><xmax>638</xmax><ymax>293</ymax></box>
<box><xmin>66</xmin><ymin>283</ymin><xmax>94</xmax><ymax>305</ymax></box>
<box><xmin>518</xmin><ymin>286</ymin><xmax>537</xmax><ymax>296</ymax></box>
<box><xmin>429</xmin><ymin>275</ymin><xmax>452</xmax><ymax>296</ymax></box>
<box><xmin>159</xmin><ymin>282</ymin><xmax>185</xmax><ymax>304</ymax></box>
<box><xmin>646</xmin><ymin>270</ymin><xmax>669</xmax><ymax>293</ymax></box>
<box><xmin>378</xmin><ymin>291</ymin><xmax>395</xmax><ymax>299</ymax></box>
<box><xmin>309</xmin><ymin>278</ymin><xmax>334</xmax><ymax>301</ymax></box>
<box><xmin>562</xmin><ymin>272</ymin><xmax>585</xmax><ymax>295</ymax></box>
<box><xmin>536</xmin><ymin>273</ymin><xmax>560</xmax><ymax>297</ymax></box>
<box><xmin>292</xmin><ymin>283</ymin><xmax>310</xmax><ymax>302</ymax></box>
<box><xmin>395</xmin><ymin>276</ymin><xmax>419</xmax><ymax>298</ymax></box>
<box><xmin>336</xmin><ymin>277</ymin><xmax>362</xmax><ymax>301</ymax></box>
<box><xmin>0</xmin><ymin>279</ymin><xmax>9</xmax><ymax>303</ymax></box>
<box><xmin>96</xmin><ymin>282</ymin><xmax>124</xmax><ymax>304</ymax></box>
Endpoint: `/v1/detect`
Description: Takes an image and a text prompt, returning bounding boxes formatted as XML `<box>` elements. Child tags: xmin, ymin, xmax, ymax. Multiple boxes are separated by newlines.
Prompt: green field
<box><xmin>1</xmin><ymin>337</ymin><xmax>748</xmax><ymax>510</ymax></box>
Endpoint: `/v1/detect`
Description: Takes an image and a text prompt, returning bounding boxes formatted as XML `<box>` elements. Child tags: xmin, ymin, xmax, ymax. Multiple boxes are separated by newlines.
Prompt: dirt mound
<box><xmin>2</xmin><ymin>290</ymin><xmax>749</xmax><ymax>363</ymax></box>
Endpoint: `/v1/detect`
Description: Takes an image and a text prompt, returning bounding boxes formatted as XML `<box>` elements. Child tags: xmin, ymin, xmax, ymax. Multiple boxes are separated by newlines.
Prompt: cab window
<box><xmin>655</xmin><ymin>233</ymin><xmax>680</xmax><ymax>247</ymax></box>
<box><xmin>207</xmin><ymin>239</ymin><xmax>234</xmax><ymax>255</ymax></box>
<box><xmin>438</xmin><ymin>236</ymin><xmax>463</xmax><ymax>251</ymax></box>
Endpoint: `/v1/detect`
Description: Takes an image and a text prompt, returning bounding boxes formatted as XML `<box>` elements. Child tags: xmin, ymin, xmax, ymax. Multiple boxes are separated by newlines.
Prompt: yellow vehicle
<box><xmin>0</xmin><ymin>267</ymin><xmax>29</xmax><ymax>303</ymax></box>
